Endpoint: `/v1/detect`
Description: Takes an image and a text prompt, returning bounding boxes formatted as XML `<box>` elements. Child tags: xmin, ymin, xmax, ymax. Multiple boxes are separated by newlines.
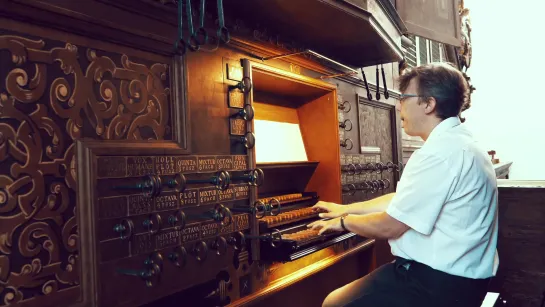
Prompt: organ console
<box><xmin>0</xmin><ymin>0</ymin><xmax>461</xmax><ymax>306</ymax></box>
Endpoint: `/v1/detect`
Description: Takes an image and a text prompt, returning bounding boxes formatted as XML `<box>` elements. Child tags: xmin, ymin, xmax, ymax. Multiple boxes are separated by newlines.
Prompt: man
<box><xmin>308</xmin><ymin>62</ymin><xmax>498</xmax><ymax>307</ymax></box>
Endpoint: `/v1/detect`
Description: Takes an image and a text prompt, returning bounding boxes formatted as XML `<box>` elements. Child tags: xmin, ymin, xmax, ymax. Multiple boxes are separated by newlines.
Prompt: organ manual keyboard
<box><xmin>254</xmin><ymin>191</ymin><xmax>358</xmax><ymax>262</ymax></box>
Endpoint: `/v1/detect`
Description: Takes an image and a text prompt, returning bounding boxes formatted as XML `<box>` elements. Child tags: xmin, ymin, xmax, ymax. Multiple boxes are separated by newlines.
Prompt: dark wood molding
<box><xmin>172</xmin><ymin>55</ymin><xmax>191</xmax><ymax>151</ymax></box>
<box><xmin>75</xmin><ymin>140</ymin><xmax>99</xmax><ymax>307</ymax></box>
<box><xmin>375</xmin><ymin>0</ymin><xmax>408</xmax><ymax>34</ymax></box>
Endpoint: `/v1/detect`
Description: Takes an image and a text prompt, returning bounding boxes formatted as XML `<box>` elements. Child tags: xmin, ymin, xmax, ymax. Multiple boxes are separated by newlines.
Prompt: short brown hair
<box><xmin>398</xmin><ymin>62</ymin><xmax>469</xmax><ymax>120</ymax></box>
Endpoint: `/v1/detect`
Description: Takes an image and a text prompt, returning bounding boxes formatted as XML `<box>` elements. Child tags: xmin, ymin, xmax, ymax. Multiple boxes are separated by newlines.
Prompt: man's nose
<box><xmin>395</xmin><ymin>101</ymin><xmax>401</xmax><ymax>111</ymax></box>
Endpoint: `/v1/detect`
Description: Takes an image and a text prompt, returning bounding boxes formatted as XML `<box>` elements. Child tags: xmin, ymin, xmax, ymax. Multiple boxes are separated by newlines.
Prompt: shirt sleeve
<box><xmin>386</xmin><ymin>151</ymin><xmax>458</xmax><ymax>236</ymax></box>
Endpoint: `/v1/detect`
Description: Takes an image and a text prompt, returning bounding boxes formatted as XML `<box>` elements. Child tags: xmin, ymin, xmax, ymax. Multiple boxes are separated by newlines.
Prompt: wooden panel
<box><xmin>491</xmin><ymin>187</ymin><xmax>545</xmax><ymax>307</ymax></box>
<box><xmin>357</xmin><ymin>98</ymin><xmax>398</xmax><ymax>194</ymax></box>
<box><xmin>299</xmin><ymin>92</ymin><xmax>342</xmax><ymax>203</ymax></box>
<box><xmin>375</xmin><ymin>108</ymin><xmax>393</xmax><ymax>163</ymax></box>
<box><xmin>253</xmin><ymin>102</ymin><xmax>300</xmax><ymax>124</ymax></box>
<box><xmin>397</xmin><ymin>0</ymin><xmax>461</xmax><ymax>46</ymax></box>
<box><xmin>186</xmin><ymin>51</ymin><xmax>233</xmax><ymax>155</ymax></box>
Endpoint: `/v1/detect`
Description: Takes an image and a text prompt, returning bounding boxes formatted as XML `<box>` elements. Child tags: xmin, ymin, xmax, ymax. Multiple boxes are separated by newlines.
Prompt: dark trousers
<box><xmin>324</xmin><ymin>257</ymin><xmax>490</xmax><ymax>307</ymax></box>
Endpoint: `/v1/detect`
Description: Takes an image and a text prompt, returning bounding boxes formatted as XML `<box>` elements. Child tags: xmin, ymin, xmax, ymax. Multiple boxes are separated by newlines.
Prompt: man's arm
<box><xmin>342</xmin><ymin>193</ymin><xmax>395</xmax><ymax>215</ymax></box>
<box><xmin>343</xmin><ymin>212</ymin><xmax>409</xmax><ymax>239</ymax></box>
<box><xmin>307</xmin><ymin>211</ymin><xmax>409</xmax><ymax>239</ymax></box>
<box><xmin>313</xmin><ymin>193</ymin><xmax>395</xmax><ymax>219</ymax></box>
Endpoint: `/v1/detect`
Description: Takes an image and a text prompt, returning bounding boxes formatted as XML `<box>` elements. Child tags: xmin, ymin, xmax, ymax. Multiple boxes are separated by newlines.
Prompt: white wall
<box><xmin>462</xmin><ymin>0</ymin><xmax>545</xmax><ymax>180</ymax></box>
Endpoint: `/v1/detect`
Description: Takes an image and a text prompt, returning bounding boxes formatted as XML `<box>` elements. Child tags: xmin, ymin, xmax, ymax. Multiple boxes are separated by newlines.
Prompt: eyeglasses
<box><xmin>399</xmin><ymin>94</ymin><xmax>426</xmax><ymax>102</ymax></box>
<box><xmin>400</xmin><ymin>94</ymin><xmax>447</xmax><ymax>101</ymax></box>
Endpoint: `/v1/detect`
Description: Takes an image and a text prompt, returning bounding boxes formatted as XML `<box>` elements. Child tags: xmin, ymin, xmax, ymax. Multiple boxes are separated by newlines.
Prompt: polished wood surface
<box><xmin>252</xmin><ymin>69</ymin><xmax>329</xmax><ymax>107</ymax></box>
<box><xmin>253</xmin><ymin>102</ymin><xmax>300</xmax><ymax>124</ymax></box>
<box><xmin>299</xmin><ymin>93</ymin><xmax>342</xmax><ymax>203</ymax></box>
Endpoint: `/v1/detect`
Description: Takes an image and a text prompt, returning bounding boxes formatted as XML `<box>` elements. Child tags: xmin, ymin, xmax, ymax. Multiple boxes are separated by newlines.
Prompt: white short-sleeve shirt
<box><xmin>386</xmin><ymin>116</ymin><xmax>499</xmax><ymax>279</ymax></box>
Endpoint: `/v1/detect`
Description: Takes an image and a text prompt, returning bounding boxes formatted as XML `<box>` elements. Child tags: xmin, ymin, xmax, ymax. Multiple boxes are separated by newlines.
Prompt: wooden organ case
<box><xmin>0</xmin><ymin>0</ymin><xmax>462</xmax><ymax>306</ymax></box>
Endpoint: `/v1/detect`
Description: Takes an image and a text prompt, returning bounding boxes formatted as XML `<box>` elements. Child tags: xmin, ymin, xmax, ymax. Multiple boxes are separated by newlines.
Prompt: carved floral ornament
<box><xmin>0</xmin><ymin>34</ymin><xmax>171</xmax><ymax>305</ymax></box>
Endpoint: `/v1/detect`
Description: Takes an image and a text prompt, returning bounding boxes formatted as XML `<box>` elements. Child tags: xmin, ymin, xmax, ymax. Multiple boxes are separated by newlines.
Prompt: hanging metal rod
<box><xmin>260</xmin><ymin>49</ymin><xmax>358</xmax><ymax>79</ymax></box>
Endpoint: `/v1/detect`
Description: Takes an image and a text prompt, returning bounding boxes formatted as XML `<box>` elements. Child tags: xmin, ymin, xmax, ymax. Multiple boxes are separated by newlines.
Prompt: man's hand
<box><xmin>307</xmin><ymin>217</ymin><xmax>344</xmax><ymax>235</ymax></box>
<box><xmin>312</xmin><ymin>201</ymin><xmax>347</xmax><ymax>219</ymax></box>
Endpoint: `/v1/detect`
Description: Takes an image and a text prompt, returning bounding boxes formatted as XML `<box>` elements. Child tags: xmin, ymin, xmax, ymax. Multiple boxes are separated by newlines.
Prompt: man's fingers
<box><xmin>312</xmin><ymin>204</ymin><xmax>329</xmax><ymax>211</ymax></box>
<box><xmin>310</xmin><ymin>222</ymin><xmax>323</xmax><ymax>230</ymax></box>
<box><xmin>318</xmin><ymin>225</ymin><xmax>329</xmax><ymax>235</ymax></box>
<box><xmin>312</xmin><ymin>201</ymin><xmax>333</xmax><ymax>210</ymax></box>
<box><xmin>318</xmin><ymin>212</ymin><xmax>338</xmax><ymax>219</ymax></box>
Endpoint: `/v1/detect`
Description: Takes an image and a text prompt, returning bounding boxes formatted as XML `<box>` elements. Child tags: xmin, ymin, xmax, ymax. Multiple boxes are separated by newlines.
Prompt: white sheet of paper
<box><xmin>254</xmin><ymin>120</ymin><xmax>308</xmax><ymax>163</ymax></box>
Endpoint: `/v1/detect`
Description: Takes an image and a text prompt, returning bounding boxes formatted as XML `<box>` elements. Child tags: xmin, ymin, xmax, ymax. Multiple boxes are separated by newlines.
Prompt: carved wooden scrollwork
<box><xmin>0</xmin><ymin>33</ymin><xmax>171</xmax><ymax>305</ymax></box>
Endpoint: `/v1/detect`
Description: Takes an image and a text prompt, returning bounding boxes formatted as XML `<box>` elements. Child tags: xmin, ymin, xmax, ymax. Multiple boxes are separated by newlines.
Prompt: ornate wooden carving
<box><xmin>0</xmin><ymin>30</ymin><xmax>176</xmax><ymax>305</ymax></box>
<box><xmin>459</xmin><ymin>1</ymin><xmax>472</xmax><ymax>72</ymax></box>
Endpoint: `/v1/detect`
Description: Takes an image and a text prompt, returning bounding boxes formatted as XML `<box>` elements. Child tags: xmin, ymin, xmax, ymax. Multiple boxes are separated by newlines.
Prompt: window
<box><xmin>402</xmin><ymin>35</ymin><xmax>417</xmax><ymax>67</ymax></box>
<box><xmin>402</xmin><ymin>35</ymin><xmax>445</xmax><ymax>68</ymax></box>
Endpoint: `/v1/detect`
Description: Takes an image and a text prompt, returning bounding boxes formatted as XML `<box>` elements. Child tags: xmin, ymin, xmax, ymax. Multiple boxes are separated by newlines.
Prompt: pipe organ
<box><xmin>0</xmin><ymin>0</ymin><xmax>462</xmax><ymax>306</ymax></box>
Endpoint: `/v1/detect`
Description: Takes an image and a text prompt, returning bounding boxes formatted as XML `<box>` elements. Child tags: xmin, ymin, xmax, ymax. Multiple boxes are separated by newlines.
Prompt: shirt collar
<box><xmin>425</xmin><ymin>116</ymin><xmax>461</xmax><ymax>143</ymax></box>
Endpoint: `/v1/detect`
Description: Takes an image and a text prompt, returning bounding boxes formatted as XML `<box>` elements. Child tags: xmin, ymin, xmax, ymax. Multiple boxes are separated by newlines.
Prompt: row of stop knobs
<box><xmin>116</xmin><ymin>232</ymin><xmax>245</xmax><ymax>287</ymax></box>
<box><xmin>115</xmin><ymin>228</ymin><xmax>287</xmax><ymax>287</ymax></box>
<box><xmin>113</xmin><ymin>204</ymin><xmax>233</xmax><ymax>240</ymax></box>
<box><xmin>114</xmin><ymin>169</ymin><xmax>264</xmax><ymax>197</ymax></box>
<box><xmin>113</xmin><ymin>199</ymin><xmax>282</xmax><ymax>240</ymax></box>
<box><xmin>343</xmin><ymin>179</ymin><xmax>391</xmax><ymax>194</ymax></box>
<box><xmin>341</xmin><ymin>161</ymin><xmax>403</xmax><ymax>174</ymax></box>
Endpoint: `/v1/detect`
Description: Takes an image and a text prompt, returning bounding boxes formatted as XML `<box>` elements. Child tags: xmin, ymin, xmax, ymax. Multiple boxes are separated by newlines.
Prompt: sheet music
<box><xmin>254</xmin><ymin>120</ymin><xmax>308</xmax><ymax>163</ymax></box>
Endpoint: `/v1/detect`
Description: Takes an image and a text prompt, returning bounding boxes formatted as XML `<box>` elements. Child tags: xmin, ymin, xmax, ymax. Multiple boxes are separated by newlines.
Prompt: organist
<box><xmin>309</xmin><ymin>63</ymin><xmax>498</xmax><ymax>307</ymax></box>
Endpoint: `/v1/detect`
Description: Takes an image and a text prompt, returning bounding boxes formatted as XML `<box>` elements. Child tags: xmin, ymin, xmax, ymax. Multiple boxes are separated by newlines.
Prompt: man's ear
<box><xmin>423</xmin><ymin>97</ymin><xmax>437</xmax><ymax>115</ymax></box>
